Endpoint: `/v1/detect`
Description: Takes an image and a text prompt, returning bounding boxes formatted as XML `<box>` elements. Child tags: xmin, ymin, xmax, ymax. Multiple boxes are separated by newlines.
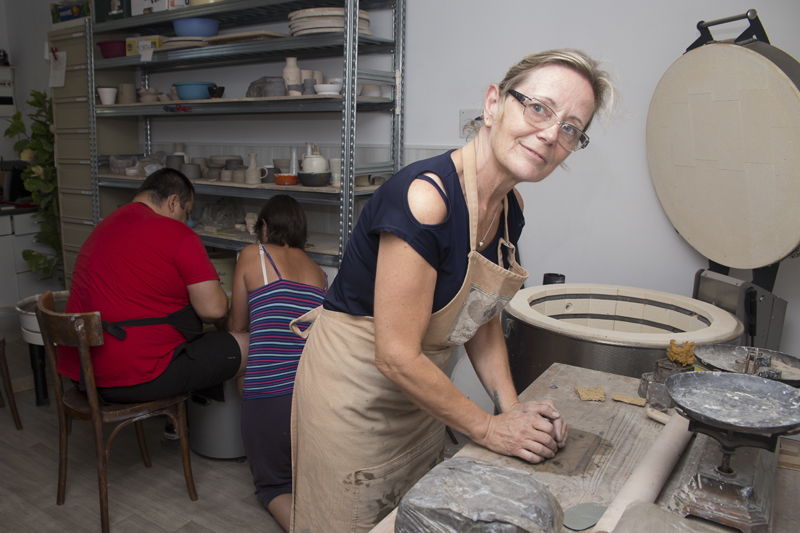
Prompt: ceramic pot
<box><xmin>283</xmin><ymin>57</ymin><xmax>302</xmax><ymax>88</ymax></box>
<box><xmin>300</xmin><ymin>69</ymin><xmax>313</xmax><ymax>83</ymax></box>
<box><xmin>191</xmin><ymin>157</ymin><xmax>207</xmax><ymax>169</ymax></box>
<box><xmin>118</xmin><ymin>83</ymin><xmax>136</xmax><ymax>104</ymax></box>
<box><xmin>206</xmin><ymin>167</ymin><xmax>221</xmax><ymax>180</ymax></box>
<box><xmin>329</xmin><ymin>157</ymin><xmax>342</xmax><ymax>185</ymax></box>
<box><xmin>287</xmin><ymin>84</ymin><xmax>302</xmax><ymax>96</ymax></box>
<box><xmin>264</xmin><ymin>77</ymin><xmax>286</xmax><ymax>97</ymax></box>
<box><xmin>313</xmin><ymin>71</ymin><xmax>324</xmax><ymax>85</ymax></box>
<box><xmin>180</xmin><ymin>163</ymin><xmax>202</xmax><ymax>180</ymax></box>
<box><xmin>245</xmin><ymin>153</ymin><xmax>268</xmax><ymax>184</ymax></box>
<box><xmin>288</xmin><ymin>147</ymin><xmax>299</xmax><ymax>175</ymax></box>
<box><xmin>225</xmin><ymin>158</ymin><xmax>244</xmax><ymax>170</ymax></box>
<box><xmin>220</xmin><ymin>169</ymin><xmax>233</xmax><ymax>182</ymax></box>
<box><xmin>302</xmin><ymin>154</ymin><xmax>327</xmax><ymax>173</ymax></box>
<box><xmin>166</xmin><ymin>155</ymin><xmax>185</xmax><ymax>170</ymax></box>
<box><xmin>232</xmin><ymin>168</ymin><xmax>246</xmax><ymax>184</ymax></box>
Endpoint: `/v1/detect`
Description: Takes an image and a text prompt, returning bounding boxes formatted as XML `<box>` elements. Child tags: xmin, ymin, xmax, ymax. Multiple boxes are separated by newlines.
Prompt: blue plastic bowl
<box><xmin>173</xmin><ymin>82</ymin><xmax>216</xmax><ymax>100</ymax></box>
<box><xmin>173</xmin><ymin>18</ymin><xmax>220</xmax><ymax>37</ymax></box>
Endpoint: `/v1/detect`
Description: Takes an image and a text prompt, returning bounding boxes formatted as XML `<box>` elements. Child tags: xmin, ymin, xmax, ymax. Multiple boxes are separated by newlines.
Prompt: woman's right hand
<box><xmin>474</xmin><ymin>402</ymin><xmax>563</xmax><ymax>463</ymax></box>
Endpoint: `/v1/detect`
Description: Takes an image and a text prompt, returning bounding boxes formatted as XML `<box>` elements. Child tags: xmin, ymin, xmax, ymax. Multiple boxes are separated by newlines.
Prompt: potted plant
<box><xmin>3</xmin><ymin>89</ymin><xmax>63</xmax><ymax>280</ymax></box>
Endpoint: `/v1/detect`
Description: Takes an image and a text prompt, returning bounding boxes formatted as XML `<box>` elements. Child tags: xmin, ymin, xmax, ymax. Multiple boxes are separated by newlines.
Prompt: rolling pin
<box><xmin>590</xmin><ymin>411</ymin><xmax>692</xmax><ymax>533</ymax></box>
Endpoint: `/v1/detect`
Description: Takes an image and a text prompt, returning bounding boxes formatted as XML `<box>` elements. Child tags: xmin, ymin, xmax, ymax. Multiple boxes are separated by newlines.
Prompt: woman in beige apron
<box><xmin>289</xmin><ymin>49</ymin><xmax>615</xmax><ymax>533</ymax></box>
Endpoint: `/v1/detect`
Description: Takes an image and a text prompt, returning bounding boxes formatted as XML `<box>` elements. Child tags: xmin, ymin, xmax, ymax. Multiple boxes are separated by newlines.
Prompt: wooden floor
<box><xmin>0</xmin><ymin>335</ymin><xmax>285</xmax><ymax>533</ymax></box>
<box><xmin>1</xmin><ymin>332</ymin><xmax>470</xmax><ymax>533</ymax></box>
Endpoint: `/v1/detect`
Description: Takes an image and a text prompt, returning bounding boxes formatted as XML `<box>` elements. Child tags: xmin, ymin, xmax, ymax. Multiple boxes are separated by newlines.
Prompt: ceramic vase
<box><xmin>173</xmin><ymin>142</ymin><xmax>188</xmax><ymax>164</ymax></box>
<box><xmin>288</xmin><ymin>147</ymin><xmax>299</xmax><ymax>175</ymax></box>
<box><xmin>283</xmin><ymin>57</ymin><xmax>302</xmax><ymax>89</ymax></box>
<box><xmin>245</xmin><ymin>153</ymin><xmax>268</xmax><ymax>184</ymax></box>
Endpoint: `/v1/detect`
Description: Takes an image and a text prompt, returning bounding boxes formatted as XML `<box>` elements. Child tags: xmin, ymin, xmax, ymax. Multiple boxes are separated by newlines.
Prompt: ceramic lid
<box><xmin>646</xmin><ymin>42</ymin><xmax>800</xmax><ymax>269</ymax></box>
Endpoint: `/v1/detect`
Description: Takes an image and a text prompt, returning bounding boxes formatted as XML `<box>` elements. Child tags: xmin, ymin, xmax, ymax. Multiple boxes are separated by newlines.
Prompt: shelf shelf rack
<box><xmin>85</xmin><ymin>0</ymin><xmax>405</xmax><ymax>265</ymax></box>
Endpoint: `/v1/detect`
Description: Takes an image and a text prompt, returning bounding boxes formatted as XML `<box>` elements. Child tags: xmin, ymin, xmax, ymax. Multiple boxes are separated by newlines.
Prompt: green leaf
<box><xmin>13</xmin><ymin>139</ymin><xmax>30</xmax><ymax>153</ymax></box>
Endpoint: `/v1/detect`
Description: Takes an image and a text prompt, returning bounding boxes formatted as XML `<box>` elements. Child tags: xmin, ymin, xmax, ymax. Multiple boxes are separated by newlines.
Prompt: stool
<box><xmin>187</xmin><ymin>378</ymin><xmax>245</xmax><ymax>459</ymax></box>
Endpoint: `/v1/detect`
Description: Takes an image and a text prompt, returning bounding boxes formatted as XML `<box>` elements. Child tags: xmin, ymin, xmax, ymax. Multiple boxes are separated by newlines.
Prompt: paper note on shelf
<box><xmin>48</xmin><ymin>51</ymin><xmax>66</xmax><ymax>88</ymax></box>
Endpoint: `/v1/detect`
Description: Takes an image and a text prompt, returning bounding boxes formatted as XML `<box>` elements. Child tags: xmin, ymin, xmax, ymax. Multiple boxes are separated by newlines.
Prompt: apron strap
<box><xmin>461</xmin><ymin>140</ymin><xmax>480</xmax><ymax>252</ymax></box>
<box><xmin>290</xmin><ymin>305</ymin><xmax>323</xmax><ymax>339</ymax></box>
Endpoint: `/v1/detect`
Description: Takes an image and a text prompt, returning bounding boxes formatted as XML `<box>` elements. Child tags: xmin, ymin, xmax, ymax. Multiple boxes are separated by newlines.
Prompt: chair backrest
<box><xmin>36</xmin><ymin>291</ymin><xmax>105</xmax><ymax>408</ymax></box>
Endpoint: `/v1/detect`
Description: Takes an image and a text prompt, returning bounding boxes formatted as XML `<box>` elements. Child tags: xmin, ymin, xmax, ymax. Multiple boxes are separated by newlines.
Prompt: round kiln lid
<box><xmin>646</xmin><ymin>42</ymin><xmax>800</xmax><ymax>269</ymax></box>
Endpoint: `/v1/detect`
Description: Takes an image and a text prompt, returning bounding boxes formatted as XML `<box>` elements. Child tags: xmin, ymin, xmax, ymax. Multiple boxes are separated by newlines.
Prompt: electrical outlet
<box><xmin>459</xmin><ymin>109</ymin><xmax>481</xmax><ymax>138</ymax></box>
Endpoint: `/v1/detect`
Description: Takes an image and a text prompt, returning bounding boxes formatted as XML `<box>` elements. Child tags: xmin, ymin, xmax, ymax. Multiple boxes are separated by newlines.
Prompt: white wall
<box><xmin>403</xmin><ymin>0</ymin><xmax>800</xmax><ymax>355</ymax></box>
<box><xmin>0</xmin><ymin>0</ymin><xmax>53</xmax><ymax>161</ymax></box>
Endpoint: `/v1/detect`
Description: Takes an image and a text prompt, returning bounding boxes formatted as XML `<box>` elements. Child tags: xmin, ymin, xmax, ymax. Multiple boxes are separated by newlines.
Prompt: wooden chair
<box><xmin>36</xmin><ymin>291</ymin><xmax>197</xmax><ymax>533</ymax></box>
<box><xmin>0</xmin><ymin>331</ymin><xmax>23</xmax><ymax>430</ymax></box>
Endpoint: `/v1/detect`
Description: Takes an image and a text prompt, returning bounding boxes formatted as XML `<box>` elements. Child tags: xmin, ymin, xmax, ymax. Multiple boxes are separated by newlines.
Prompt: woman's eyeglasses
<box><xmin>507</xmin><ymin>89</ymin><xmax>590</xmax><ymax>152</ymax></box>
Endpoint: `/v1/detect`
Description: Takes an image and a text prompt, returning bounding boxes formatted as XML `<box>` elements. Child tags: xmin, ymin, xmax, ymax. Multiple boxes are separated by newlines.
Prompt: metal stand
<box><xmin>675</xmin><ymin>432</ymin><xmax>777</xmax><ymax>533</ymax></box>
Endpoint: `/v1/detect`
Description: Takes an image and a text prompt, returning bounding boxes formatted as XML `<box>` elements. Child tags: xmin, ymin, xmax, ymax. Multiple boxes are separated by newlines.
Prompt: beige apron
<box><xmin>289</xmin><ymin>140</ymin><xmax>528</xmax><ymax>533</ymax></box>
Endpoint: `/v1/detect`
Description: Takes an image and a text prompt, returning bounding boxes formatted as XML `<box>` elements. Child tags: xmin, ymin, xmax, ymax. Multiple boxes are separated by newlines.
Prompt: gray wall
<box><xmin>2</xmin><ymin>0</ymin><xmax>799</xmax><ymax>358</ymax></box>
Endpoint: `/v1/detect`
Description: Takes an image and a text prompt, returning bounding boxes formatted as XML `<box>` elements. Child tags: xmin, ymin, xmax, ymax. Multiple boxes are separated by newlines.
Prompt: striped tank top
<box><xmin>242</xmin><ymin>244</ymin><xmax>326</xmax><ymax>400</ymax></box>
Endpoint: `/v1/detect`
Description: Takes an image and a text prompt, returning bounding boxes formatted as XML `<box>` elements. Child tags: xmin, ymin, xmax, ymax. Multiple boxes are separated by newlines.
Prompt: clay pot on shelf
<box><xmin>283</xmin><ymin>57</ymin><xmax>302</xmax><ymax>88</ymax></box>
<box><xmin>245</xmin><ymin>153</ymin><xmax>269</xmax><ymax>184</ymax></box>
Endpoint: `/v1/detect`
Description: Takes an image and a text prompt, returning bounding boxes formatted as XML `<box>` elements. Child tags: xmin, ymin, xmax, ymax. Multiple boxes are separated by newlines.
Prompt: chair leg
<box><xmin>57</xmin><ymin>413</ymin><xmax>69</xmax><ymax>505</ymax></box>
<box><xmin>90</xmin><ymin>414</ymin><xmax>110</xmax><ymax>533</ymax></box>
<box><xmin>176</xmin><ymin>401</ymin><xmax>198</xmax><ymax>501</ymax></box>
<box><xmin>134</xmin><ymin>420</ymin><xmax>152</xmax><ymax>467</ymax></box>
<box><xmin>0</xmin><ymin>338</ymin><xmax>23</xmax><ymax>430</ymax></box>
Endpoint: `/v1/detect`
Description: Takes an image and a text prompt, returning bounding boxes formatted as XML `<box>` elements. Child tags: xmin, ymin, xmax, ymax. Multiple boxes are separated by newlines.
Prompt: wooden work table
<box><xmin>371</xmin><ymin>363</ymin><xmax>800</xmax><ymax>532</ymax></box>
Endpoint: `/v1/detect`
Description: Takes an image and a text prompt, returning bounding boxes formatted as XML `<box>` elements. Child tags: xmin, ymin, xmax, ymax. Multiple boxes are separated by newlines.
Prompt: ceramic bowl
<box><xmin>139</xmin><ymin>94</ymin><xmax>159</xmax><ymax>103</ymax></box>
<box><xmin>173</xmin><ymin>82</ymin><xmax>216</xmax><ymax>100</ymax></box>
<box><xmin>298</xmin><ymin>172</ymin><xmax>331</xmax><ymax>187</ymax></box>
<box><xmin>173</xmin><ymin>18</ymin><xmax>220</xmax><ymax>37</ymax></box>
<box><xmin>314</xmin><ymin>83</ymin><xmax>342</xmax><ymax>95</ymax></box>
<box><xmin>275</xmin><ymin>173</ymin><xmax>299</xmax><ymax>186</ymax></box>
<box><xmin>97</xmin><ymin>40</ymin><xmax>126</xmax><ymax>59</ymax></box>
<box><xmin>157</xmin><ymin>93</ymin><xmax>172</xmax><ymax>102</ymax></box>
<box><xmin>208</xmin><ymin>85</ymin><xmax>225</xmax><ymax>98</ymax></box>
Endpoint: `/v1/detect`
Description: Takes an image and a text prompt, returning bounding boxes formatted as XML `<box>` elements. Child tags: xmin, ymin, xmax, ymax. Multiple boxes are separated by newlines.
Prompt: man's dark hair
<box><xmin>134</xmin><ymin>168</ymin><xmax>194</xmax><ymax>208</ymax></box>
<box><xmin>256</xmin><ymin>195</ymin><xmax>307</xmax><ymax>249</ymax></box>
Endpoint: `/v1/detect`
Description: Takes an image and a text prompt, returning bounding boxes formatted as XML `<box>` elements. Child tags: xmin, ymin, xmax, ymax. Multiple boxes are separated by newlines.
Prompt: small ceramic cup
<box><xmin>191</xmin><ymin>157</ymin><xmax>207</xmax><ymax>169</ymax></box>
<box><xmin>206</xmin><ymin>167</ymin><xmax>221</xmax><ymax>180</ymax></box>
<box><xmin>220</xmin><ymin>169</ymin><xmax>233</xmax><ymax>182</ymax></box>
<box><xmin>313</xmin><ymin>71</ymin><xmax>324</xmax><ymax>85</ymax></box>
<box><xmin>287</xmin><ymin>84</ymin><xmax>303</xmax><ymax>96</ymax></box>
<box><xmin>232</xmin><ymin>168</ymin><xmax>246</xmax><ymax>184</ymax></box>
<box><xmin>302</xmin><ymin>79</ymin><xmax>316</xmax><ymax>95</ymax></box>
<box><xmin>97</xmin><ymin>87</ymin><xmax>118</xmax><ymax>105</ymax></box>
<box><xmin>301</xmin><ymin>69</ymin><xmax>313</xmax><ymax>82</ymax></box>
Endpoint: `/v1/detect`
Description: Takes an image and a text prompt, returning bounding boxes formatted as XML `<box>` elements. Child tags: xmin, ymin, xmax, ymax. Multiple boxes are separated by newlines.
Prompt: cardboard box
<box><xmin>125</xmin><ymin>35</ymin><xmax>166</xmax><ymax>55</ymax></box>
<box><xmin>131</xmin><ymin>0</ymin><xmax>167</xmax><ymax>16</ymax></box>
<box><xmin>169</xmin><ymin>0</ymin><xmax>190</xmax><ymax>9</ymax></box>
<box><xmin>51</xmin><ymin>2</ymin><xmax>91</xmax><ymax>23</ymax></box>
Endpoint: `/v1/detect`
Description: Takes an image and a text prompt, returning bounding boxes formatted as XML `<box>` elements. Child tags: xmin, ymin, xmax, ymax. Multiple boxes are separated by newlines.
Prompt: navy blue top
<box><xmin>324</xmin><ymin>150</ymin><xmax>525</xmax><ymax>317</ymax></box>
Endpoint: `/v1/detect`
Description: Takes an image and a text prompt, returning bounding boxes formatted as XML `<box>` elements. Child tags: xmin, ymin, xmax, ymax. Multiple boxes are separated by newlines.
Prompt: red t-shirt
<box><xmin>58</xmin><ymin>202</ymin><xmax>219</xmax><ymax>387</ymax></box>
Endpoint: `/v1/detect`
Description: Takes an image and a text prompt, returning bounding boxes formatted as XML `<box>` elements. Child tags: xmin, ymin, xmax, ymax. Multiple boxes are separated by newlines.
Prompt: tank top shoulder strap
<box><xmin>259</xmin><ymin>244</ymin><xmax>283</xmax><ymax>282</ymax></box>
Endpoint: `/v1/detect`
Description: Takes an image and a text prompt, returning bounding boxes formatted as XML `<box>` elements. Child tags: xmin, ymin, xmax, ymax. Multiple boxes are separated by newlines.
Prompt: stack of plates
<box><xmin>161</xmin><ymin>36</ymin><xmax>208</xmax><ymax>51</ymax></box>
<box><xmin>288</xmin><ymin>8</ymin><xmax>372</xmax><ymax>37</ymax></box>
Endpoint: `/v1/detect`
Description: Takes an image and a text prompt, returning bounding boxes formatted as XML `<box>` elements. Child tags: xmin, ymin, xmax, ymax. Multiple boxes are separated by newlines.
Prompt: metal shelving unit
<box><xmin>87</xmin><ymin>0</ymin><xmax>404</xmax><ymax>266</ymax></box>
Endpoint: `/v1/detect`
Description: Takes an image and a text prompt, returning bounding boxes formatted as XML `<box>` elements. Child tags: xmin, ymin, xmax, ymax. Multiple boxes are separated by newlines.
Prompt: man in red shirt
<box><xmin>59</xmin><ymin>168</ymin><xmax>247</xmax><ymax>403</ymax></box>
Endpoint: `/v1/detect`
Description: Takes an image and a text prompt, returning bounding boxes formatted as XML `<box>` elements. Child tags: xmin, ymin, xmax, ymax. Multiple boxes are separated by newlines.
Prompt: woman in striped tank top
<box><xmin>226</xmin><ymin>195</ymin><xmax>327</xmax><ymax>531</ymax></box>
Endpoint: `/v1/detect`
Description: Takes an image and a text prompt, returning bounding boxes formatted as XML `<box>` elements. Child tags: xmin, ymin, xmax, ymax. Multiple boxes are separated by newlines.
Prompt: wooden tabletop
<box><xmin>371</xmin><ymin>363</ymin><xmax>799</xmax><ymax>532</ymax></box>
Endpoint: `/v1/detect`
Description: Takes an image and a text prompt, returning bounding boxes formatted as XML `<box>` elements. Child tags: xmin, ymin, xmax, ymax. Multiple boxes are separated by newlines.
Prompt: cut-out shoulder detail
<box><xmin>408</xmin><ymin>173</ymin><xmax>448</xmax><ymax>225</ymax></box>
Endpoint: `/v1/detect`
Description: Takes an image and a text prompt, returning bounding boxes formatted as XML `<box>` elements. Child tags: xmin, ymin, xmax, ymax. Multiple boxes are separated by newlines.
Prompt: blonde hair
<box><xmin>464</xmin><ymin>48</ymin><xmax>616</xmax><ymax>137</ymax></box>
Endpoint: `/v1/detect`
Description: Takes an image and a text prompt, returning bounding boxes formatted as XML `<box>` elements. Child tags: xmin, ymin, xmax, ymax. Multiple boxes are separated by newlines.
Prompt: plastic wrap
<box><xmin>395</xmin><ymin>457</ymin><xmax>563</xmax><ymax>533</ymax></box>
<box><xmin>109</xmin><ymin>154</ymin><xmax>138</xmax><ymax>174</ymax></box>
<box><xmin>199</xmin><ymin>197</ymin><xmax>245</xmax><ymax>230</ymax></box>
